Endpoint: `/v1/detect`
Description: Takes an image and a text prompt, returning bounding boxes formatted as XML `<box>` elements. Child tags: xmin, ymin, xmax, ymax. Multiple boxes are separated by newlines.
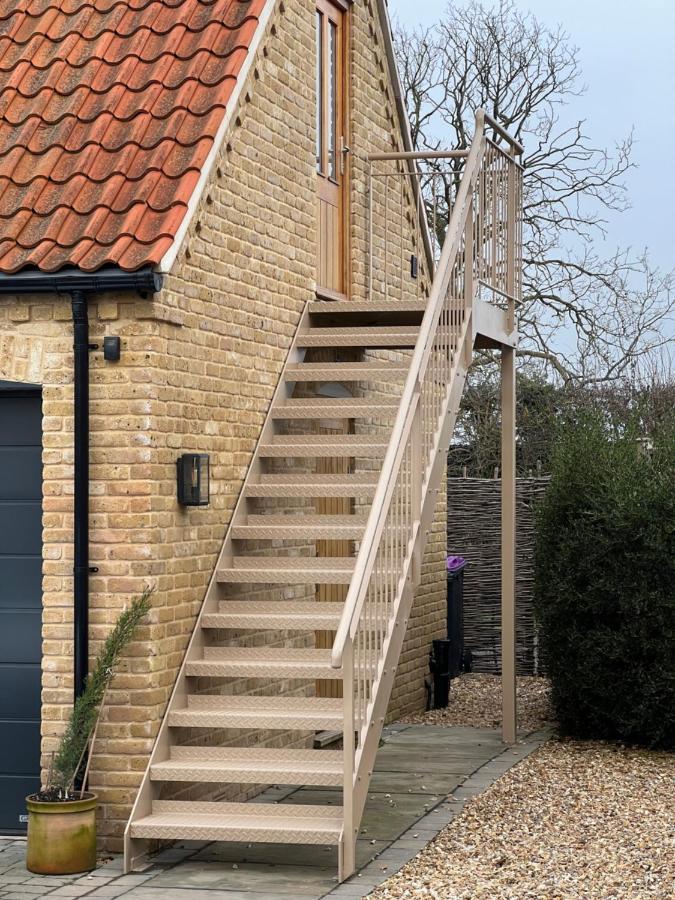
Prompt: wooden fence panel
<box><xmin>447</xmin><ymin>476</ymin><xmax>549</xmax><ymax>675</ymax></box>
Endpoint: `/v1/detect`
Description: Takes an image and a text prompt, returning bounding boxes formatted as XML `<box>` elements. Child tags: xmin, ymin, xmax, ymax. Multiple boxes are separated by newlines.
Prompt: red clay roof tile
<box><xmin>0</xmin><ymin>0</ymin><xmax>266</xmax><ymax>274</ymax></box>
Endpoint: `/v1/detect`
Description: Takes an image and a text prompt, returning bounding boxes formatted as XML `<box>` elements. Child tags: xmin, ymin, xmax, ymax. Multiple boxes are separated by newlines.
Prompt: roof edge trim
<box><xmin>0</xmin><ymin>266</ymin><xmax>163</xmax><ymax>295</ymax></box>
<box><xmin>157</xmin><ymin>0</ymin><xmax>278</xmax><ymax>275</ymax></box>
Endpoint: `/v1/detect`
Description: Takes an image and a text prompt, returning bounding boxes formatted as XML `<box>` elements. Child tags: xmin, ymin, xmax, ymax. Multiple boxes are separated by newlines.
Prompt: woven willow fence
<box><xmin>447</xmin><ymin>476</ymin><xmax>550</xmax><ymax>675</ymax></box>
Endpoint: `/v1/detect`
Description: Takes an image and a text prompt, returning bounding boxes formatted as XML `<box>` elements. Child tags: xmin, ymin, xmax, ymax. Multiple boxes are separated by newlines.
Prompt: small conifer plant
<box><xmin>39</xmin><ymin>588</ymin><xmax>153</xmax><ymax>801</ymax></box>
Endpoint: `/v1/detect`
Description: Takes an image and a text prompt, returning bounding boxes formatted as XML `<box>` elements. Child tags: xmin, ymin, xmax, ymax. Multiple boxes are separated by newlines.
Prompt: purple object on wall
<box><xmin>447</xmin><ymin>555</ymin><xmax>466</xmax><ymax>572</ymax></box>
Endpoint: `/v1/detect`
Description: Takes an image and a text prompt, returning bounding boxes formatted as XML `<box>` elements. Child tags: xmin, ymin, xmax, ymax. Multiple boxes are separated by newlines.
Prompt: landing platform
<box><xmin>473</xmin><ymin>297</ymin><xmax>518</xmax><ymax>349</ymax></box>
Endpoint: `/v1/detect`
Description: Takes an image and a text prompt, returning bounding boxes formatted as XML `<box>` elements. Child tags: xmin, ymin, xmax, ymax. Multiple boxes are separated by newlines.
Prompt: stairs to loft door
<box><xmin>124</xmin><ymin>110</ymin><xmax>522</xmax><ymax>881</ymax></box>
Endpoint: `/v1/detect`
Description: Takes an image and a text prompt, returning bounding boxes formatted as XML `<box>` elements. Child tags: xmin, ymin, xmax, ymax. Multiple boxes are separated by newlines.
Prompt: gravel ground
<box><xmin>369</xmin><ymin>739</ymin><xmax>674</xmax><ymax>900</ymax></box>
<box><xmin>400</xmin><ymin>674</ymin><xmax>555</xmax><ymax>734</ymax></box>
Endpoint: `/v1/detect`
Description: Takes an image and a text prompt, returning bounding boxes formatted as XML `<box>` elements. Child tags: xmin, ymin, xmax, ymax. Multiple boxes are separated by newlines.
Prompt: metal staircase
<box><xmin>124</xmin><ymin>111</ymin><xmax>522</xmax><ymax>880</ymax></box>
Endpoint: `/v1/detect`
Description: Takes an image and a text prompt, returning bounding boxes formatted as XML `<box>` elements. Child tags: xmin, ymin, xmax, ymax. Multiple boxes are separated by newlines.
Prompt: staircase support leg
<box><xmin>340</xmin><ymin>639</ymin><xmax>356</xmax><ymax>882</ymax></box>
<box><xmin>501</xmin><ymin>345</ymin><xmax>517</xmax><ymax>744</ymax></box>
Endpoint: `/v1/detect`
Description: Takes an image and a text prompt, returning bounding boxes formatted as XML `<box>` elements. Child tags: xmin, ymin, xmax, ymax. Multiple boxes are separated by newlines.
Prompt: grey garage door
<box><xmin>0</xmin><ymin>384</ymin><xmax>42</xmax><ymax>833</ymax></box>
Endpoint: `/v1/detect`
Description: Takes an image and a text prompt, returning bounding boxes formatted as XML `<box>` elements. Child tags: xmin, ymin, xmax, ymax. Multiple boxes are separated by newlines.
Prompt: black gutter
<box><xmin>0</xmin><ymin>266</ymin><xmax>162</xmax><ymax>700</ymax></box>
<box><xmin>0</xmin><ymin>266</ymin><xmax>162</xmax><ymax>297</ymax></box>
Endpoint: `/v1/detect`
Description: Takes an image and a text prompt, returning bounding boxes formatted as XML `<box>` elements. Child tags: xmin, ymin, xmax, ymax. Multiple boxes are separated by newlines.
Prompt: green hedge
<box><xmin>534</xmin><ymin>412</ymin><xmax>674</xmax><ymax>749</ymax></box>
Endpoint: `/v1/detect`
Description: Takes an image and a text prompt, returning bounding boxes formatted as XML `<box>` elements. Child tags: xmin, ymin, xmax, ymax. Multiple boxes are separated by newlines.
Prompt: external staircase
<box><xmin>124</xmin><ymin>111</ymin><xmax>522</xmax><ymax>880</ymax></box>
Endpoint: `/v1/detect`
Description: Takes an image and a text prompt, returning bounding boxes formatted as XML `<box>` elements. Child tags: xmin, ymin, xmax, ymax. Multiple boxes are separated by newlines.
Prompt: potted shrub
<box><xmin>26</xmin><ymin>589</ymin><xmax>153</xmax><ymax>875</ymax></box>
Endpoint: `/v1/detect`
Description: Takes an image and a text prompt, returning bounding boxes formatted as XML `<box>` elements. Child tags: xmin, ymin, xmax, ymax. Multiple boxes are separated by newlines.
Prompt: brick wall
<box><xmin>0</xmin><ymin>0</ymin><xmax>448</xmax><ymax>848</ymax></box>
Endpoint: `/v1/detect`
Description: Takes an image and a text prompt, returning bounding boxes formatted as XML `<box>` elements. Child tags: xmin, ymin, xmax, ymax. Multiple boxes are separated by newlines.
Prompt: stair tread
<box><xmin>298</xmin><ymin>326</ymin><xmax>419</xmax><ymax>348</ymax></box>
<box><xmin>259</xmin><ymin>434</ymin><xmax>389</xmax><ymax>457</ymax></box>
<box><xmin>185</xmin><ymin>694</ymin><xmax>343</xmax><ymax>711</ymax></box>
<box><xmin>151</xmin><ymin>749</ymin><xmax>343</xmax><ymax>785</ymax></box>
<box><xmin>170</xmin><ymin>693</ymin><xmax>343</xmax><ymax>730</ymax></box>
<box><xmin>130</xmin><ymin>802</ymin><xmax>343</xmax><ymax>844</ymax></box>
<box><xmin>263</xmin><ymin>434</ymin><xmax>389</xmax><ymax>445</ymax></box>
<box><xmin>186</xmin><ymin>647</ymin><xmax>342</xmax><ymax>680</ymax></box>
<box><xmin>217</xmin><ymin>557</ymin><xmax>354</xmax><ymax>584</ymax></box>
<box><xmin>203</xmin><ymin>647</ymin><xmax>334</xmax><ymax>661</ymax></box>
<box><xmin>203</xmin><ymin>600</ymin><xmax>344</xmax><ymax>630</ymax></box>
<box><xmin>272</xmin><ymin>398</ymin><xmax>399</xmax><ymax>419</ymax></box>
<box><xmin>167</xmin><ymin>747</ymin><xmax>343</xmax><ymax>764</ymax></box>
<box><xmin>286</xmin><ymin>361</ymin><xmax>408</xmax><ymax>380</ymax></box>
<box><xmin>245</xmin><ymin>473</ymin><xmax>379</xmax><ymax>498</ymax></box>
<box><xmin>232</xmin><ymin>514</ymin><xmax>367</xmax><ymax>540</ymax></box>
<box><xmin>308</xmin><ymin>300</ymin><xmax>428</xmax><ymax>314</ymax></box>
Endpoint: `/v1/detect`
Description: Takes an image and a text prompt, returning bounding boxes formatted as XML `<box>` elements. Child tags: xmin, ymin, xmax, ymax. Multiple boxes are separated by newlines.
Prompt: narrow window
<box><xmin>316</xmin><ymin>11</ymin><xmax>324</xmax><ymax>172</ymax></box>
<box><xmin>328</xmin><ymin>20</ymin><xmax>337</xmax><ymax>179</ymax></box>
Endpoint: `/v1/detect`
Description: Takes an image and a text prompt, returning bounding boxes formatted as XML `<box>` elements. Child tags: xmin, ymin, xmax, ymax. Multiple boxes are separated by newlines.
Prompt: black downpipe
<box><xmin>71</xmin><ymin>292</ymin><xmax>90</xmax><ymax>701</ymax></box>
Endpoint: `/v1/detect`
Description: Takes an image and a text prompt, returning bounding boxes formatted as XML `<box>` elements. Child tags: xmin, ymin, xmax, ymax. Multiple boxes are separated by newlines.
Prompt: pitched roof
<box><xmin>0</xmin><ymin>0</ymin><xmax>267</xmax><ymax>275</ymax></box>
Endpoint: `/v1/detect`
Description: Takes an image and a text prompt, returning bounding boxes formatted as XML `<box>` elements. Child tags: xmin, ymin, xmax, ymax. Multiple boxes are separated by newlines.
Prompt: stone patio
<box><xmin>0</xmin><ymin>725</ymin><xmax>549</xmax><ymax>900</ymax></box>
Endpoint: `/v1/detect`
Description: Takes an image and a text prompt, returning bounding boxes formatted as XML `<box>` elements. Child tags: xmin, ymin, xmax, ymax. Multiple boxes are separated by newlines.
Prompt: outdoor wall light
<box><xmin>176</xmin><ymin>453</ymin><xmax>210</xmax><ymax>506</ymax></box>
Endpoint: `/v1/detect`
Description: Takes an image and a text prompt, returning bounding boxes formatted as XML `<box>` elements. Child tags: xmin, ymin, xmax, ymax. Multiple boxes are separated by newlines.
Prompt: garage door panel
<box><xmin>0</xmin><ymin>447</ymin><xmax>42</xmax><ymax>500</ymax></box>
<box><xmin>0</xmin><ymin>390</ymin><xmax>42</xmax><ymax>834</ymax></box>
<box><xmin>0</xmin><ymin>776</ymin><xmax>40</xmax><ymax>833</ymax></box>
<box><xmin>0</xmin><ymin>557</ymin><xmax>42</xmax><ymax>609</ymax></box>
<box><xmin>0</xmin><ymin>502</ymin><xmax>42</xmax><ymax>555</ymax></box>
<box><xmin>0</xmin><ymin>664</ymin><xmax>41</xmax><ymax>719</ymax></box>
<box><xmin>0</xmin><ymin>397</ymin><xmax>41</xmax><ymax>445</ymax></box>
<box><xmin>0</xmin><ymin>611</ymin><xmax>42</xmax><ymax>663</ymax></box>
<box><xmin>0</xmin><ymin>721</ymin><xmax>41</xmax><ymax>774</ymax></box>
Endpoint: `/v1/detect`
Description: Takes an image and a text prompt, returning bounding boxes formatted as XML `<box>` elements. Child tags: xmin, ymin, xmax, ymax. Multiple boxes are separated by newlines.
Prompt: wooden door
<box><xmin>316</xmin><ymin>0</ymin><xmax>348</xmax><ymax>297</ymax></box>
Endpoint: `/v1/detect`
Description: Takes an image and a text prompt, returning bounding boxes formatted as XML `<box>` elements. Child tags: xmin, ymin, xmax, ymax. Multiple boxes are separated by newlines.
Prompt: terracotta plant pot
<box><xmin>25</xmin><ymin>792</ymin><xmax>97</xmax><ymax>875</ymax></box>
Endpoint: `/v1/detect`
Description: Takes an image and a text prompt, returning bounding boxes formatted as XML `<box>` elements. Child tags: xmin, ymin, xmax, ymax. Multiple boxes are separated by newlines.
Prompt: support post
<box><xmin>340</xmin><ymin>637</ymin><xmax>356</xmax><ymax>882</ymax></box>
<box><xmin>501</xmin><ymin>345</ymin><xmax>517</xmax><ymax>743</ymax></box>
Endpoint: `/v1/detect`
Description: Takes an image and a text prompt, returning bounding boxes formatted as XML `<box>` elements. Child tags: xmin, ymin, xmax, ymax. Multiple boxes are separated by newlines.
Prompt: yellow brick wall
<box><xmin>0</xmin><ymin>0</ymin><xmax>448</xmax><ymax>849</ymax></box>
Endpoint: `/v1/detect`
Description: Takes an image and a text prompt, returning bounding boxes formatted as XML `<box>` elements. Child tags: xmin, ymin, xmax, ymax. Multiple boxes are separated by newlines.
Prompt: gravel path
<box><xmin>368</xmin><ymin>739</ymin><xmax>674</xmax><ymax>899</ymax></box>
<box><xmin>400</xmin><ymin>674</ymin><xmax>555</xmax><ymax>734</ymax></box>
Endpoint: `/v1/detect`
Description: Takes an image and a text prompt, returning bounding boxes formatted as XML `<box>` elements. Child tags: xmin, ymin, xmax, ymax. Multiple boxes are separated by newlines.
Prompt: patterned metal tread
<box><xmin>169</xmin><ymin>694</ymin><xmax>343</xmax><ymax>731</ymax></box>
<box><xmin>308</xmin><ymin>300</ymin><xmax>428</xmax><ymax>314</ymax></box>
<box><xmin>231</xmin><ymin>514</ymin><xmax>368</xmax><ymax>540</ymax></box>
<box><xmin>186</xmin><ymin>647</ymin><xmax>342</xmax><ymax>680</ymax></box>
<box><xmin>271</xmin><ymin>397</ymin><xmax>400</xmax><ymax>419</ymax></box>
<box><xmin>130</xmin><ymin>801</ymin><xmax>343</xmax><ymax>844</ymax></box>
<box><xmin>285</xmin><ymin>361</ymin><xmax>409</xmax><ymax>381</ymax></box>
<box><xmin>245</xmin><ymin>473</ymin><xmax>379</xmax><ymax>498</ymax></box>
<box><xmin>259</xmin><ymin>434</ymin><xmax>389</xmax><ymax>458</ymax></box>
<box><xmin>297</xmin><ymin>326</ymin><xmax>419</xmax><ymax>348</ymax></box>
<box><xmin>217</xmin><ymin>556</ymin><xmax>355</xmax><ymax>584</ymax></box>
<box><xmin>151</xmin><ymin>748</ymin><xmax>343</xmax><ymax>786</ymax></box>
<box><xmin>203</xmin><ymin>600</ymin><xmax>344</xmax><ymax>630</ymax></box>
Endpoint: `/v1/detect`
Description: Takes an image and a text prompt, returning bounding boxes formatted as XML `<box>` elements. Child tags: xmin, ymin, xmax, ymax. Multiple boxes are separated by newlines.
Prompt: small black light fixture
<box><xmin>176</xmin><ymin>453</ymin><xmax>210</xmax><ymax>506</ymax></box>
<box><xmin>410</xmin><ymin>254</ymin><xmax>419</xmax><ymax>279</ymax></box>
<box><xmin>103</xmin><ymin>335</ymin><xmax>121</xmax><ymax>362</ymax></box>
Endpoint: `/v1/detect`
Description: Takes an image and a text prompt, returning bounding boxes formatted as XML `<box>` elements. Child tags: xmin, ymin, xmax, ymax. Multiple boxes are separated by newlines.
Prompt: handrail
<box><xmin>331</xmin><ymin>112</ymin><xmax>488</xmax><ymax>668</ymax></box>
<box><xmin>367</xmin><ymin>150</ymin><xmax>470</xmax><ymax>161</ymax></box>
<box><xmin>483</xmin><ymin>111</ymin><xmax>525</xmax><ymax>156</ymax></box>
<box><xmin>334</xmin><ymin>108</ymin><xmax>522</xmax><ymax>877</ymax></box>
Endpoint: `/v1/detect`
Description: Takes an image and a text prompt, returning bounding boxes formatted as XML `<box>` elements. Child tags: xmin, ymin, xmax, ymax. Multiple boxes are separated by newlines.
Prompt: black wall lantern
<box><xmin>176</xmin><ymin>453</ymin><xmax>210</xmax><ymax>506</ymax></box>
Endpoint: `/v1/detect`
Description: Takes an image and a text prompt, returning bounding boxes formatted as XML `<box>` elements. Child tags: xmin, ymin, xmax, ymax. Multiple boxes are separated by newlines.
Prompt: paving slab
<box><xmin>142</xmin><ymin>859</ymin><xmax>337</xmax><ymax>896</ymax></box>
<box><xmin>366</xmin><ymin>770</ymin><xmax>463</xmax><ymax>794</ymax></box>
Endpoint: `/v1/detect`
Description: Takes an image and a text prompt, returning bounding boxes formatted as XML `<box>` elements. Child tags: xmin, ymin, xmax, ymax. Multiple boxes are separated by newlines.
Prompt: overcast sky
<box><xmin>389</xmin><ymin>0</ymin><xmax>675</xmax><ymax>274</ymax></box>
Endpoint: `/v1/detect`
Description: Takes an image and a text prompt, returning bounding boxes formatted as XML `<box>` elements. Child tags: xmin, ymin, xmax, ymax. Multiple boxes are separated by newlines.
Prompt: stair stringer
<box><xmin>337</xmin><ymin>310</ymin><xmax>472</xmax><ymax>879</ymax></box>
<box><xmin>124</xmin><ymin>303</ymin><xmax>312</xmax><ymax>872</ymax></box>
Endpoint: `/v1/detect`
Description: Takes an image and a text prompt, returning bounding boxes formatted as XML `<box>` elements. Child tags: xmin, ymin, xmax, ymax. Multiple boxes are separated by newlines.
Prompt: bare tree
<box><xmin>395</xmin><ymin>0</ymin><xmax>674</xmax><ymax>385</ymax></box>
